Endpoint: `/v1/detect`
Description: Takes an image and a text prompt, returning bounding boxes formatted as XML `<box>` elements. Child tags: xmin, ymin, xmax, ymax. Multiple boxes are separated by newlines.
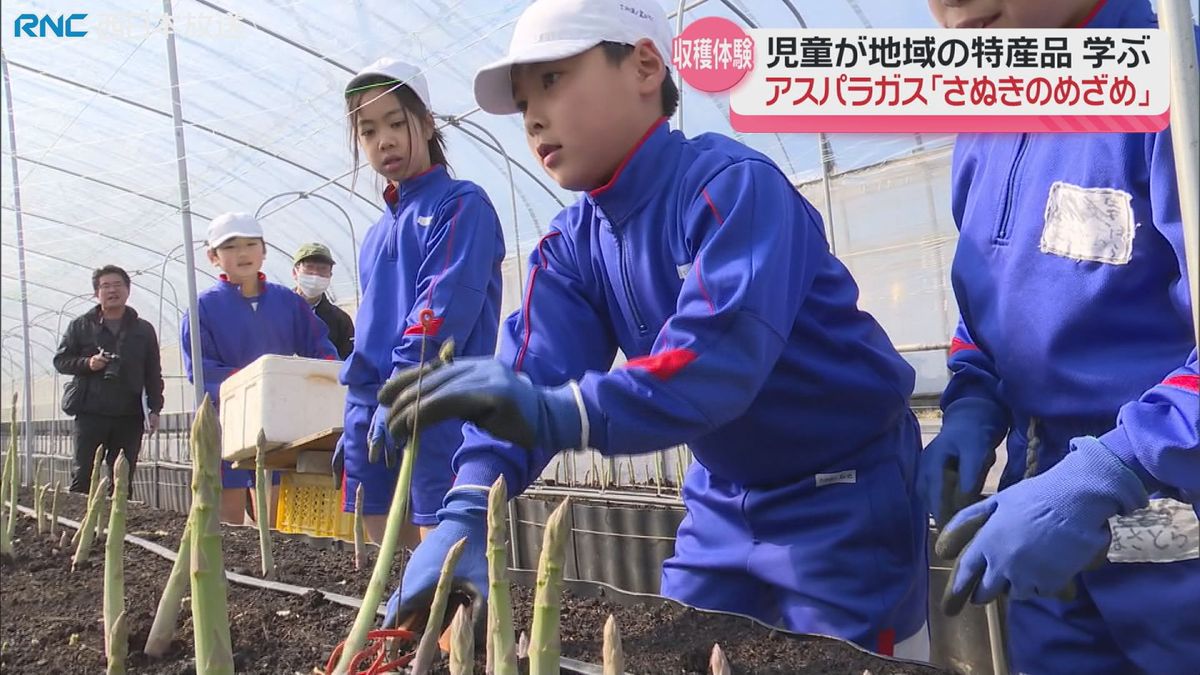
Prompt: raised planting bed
<box><xmin>2</xmin><ymin>488</ymin><xmax>953</xmax><ymax>674</ymax></box>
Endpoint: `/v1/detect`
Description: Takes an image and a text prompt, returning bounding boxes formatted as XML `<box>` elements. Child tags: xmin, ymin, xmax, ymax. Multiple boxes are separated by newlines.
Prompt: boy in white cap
<box><xmin>377</xmin><ymin>0</ymin><xmax>930</xmax><ymax>659</ymax></box>
<box><xmin>182</xmin><ymin>212</ymin><xmax>338</xmax><ymax>524</ymax></box>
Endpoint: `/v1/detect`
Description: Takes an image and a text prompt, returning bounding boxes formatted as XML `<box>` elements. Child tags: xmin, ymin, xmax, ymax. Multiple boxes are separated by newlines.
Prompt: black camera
<box><xmin>97</xmin><ymin>348</ymin><xmax>121</xmax><ymax>381</ymax></box>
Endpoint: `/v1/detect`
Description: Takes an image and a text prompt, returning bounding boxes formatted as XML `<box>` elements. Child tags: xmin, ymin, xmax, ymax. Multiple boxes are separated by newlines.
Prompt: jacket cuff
<box><xmin>942</xmin><ymin>397</ymin><xmax>1009</xmax><ymax>445</ymax></box>
<box><xmin>452</xmin><ymin>447</ymin><xmax>527</xmax><ymax>498</ymax></box>
<box><xmin>1092</xmin><ymin>429</ymin><xmax>1164</xmax><ymax>494</ymax></box>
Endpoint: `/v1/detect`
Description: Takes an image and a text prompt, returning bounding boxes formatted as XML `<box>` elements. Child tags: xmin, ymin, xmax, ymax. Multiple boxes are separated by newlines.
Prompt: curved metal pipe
<box><xmin>6</xmin><ymin>60</ymin><xmax>378</xmax><ymax>211</ymax></box>
<box><xmin>255</xmin><ymin>191</ymin><xmax>361</xmax><ymax>305</ymax></box>
<box><xmin>438</xmin><ymin>113</ymin><xmax>527</xmax><ymax>298</ymax></box>
<box><xmin>2</xmin><ymin>206</ymin><xmax>220</xmax><ymax>283</ymax></box>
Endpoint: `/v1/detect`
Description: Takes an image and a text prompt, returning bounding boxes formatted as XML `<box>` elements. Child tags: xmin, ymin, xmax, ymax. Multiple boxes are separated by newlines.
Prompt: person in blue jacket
<box><xmin>335</xmin><ymin>57</ymin><xmax>505</xmax><ymax>547</ymax></box>
<box><xmin>182</xmin><ymin>211</ymin><xmax>338</xmax><ymax>525</ymax></box>
<box><xmin>373</xmin><ymin>0</ymin><xmax>930</xmax><ymax>659</ymax></box>
<box><xmin>920</xmin><ymin>1</ymin><xmax>1200</xmax><ymax>672</ymax></box>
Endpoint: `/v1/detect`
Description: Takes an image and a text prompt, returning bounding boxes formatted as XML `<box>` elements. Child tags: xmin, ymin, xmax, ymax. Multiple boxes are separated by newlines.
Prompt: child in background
<box><xmin>335</xmin><ymin>58</ymin><xmax>506</xmax><ymax>545</ymax></box>
<box><xmin>921</xmin><ymin>0</ymin><xmax>1199</xmax><ymax>672</ymax></box>
<box><xmin>182</xmin><ymin>212</ymin><xmax>338</xmax><ymax>525</ymax></box>
<box><xmin>378</xmin><ymin>0</ymin><xmax>930</xmax><ymax>659</ymax></box>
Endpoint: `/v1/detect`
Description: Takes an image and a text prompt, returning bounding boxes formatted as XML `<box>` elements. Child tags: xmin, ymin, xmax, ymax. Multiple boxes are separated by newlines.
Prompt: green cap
<box><xmin>292</xmin><ymin>242</ymin><xmax>335</xmax><ymax>266</ymax></box>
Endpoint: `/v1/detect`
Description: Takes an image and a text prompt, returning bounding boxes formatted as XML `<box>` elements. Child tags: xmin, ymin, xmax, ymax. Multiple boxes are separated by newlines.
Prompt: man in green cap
<box><xmin>292</xmin><ymin>242</ymin><xmax>354</xmax><ymax>359</ymax></box>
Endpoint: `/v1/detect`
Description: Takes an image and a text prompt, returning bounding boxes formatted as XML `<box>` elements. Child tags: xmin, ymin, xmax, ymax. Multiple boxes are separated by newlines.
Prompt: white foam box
<box><xmin>218</xmin><ymin>354</ymin><xmax>346</xmax><ymax>463</ymax></box>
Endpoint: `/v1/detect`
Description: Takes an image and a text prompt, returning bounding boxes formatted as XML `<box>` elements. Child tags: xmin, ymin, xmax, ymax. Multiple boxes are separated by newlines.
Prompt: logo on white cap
<box><xmin>474</xmin><ymin>0</ymin><xmax>673</xmax><ymax>115</ymax></box>
<box><xmin>207</xmin><ymin>212</ymin><xmax>264</xmax><ymax>248</ymax></box>
<box><xmin>347</xmin><ymin>57</ymin><xmax>432</xmax><ymax>111</ymax></box>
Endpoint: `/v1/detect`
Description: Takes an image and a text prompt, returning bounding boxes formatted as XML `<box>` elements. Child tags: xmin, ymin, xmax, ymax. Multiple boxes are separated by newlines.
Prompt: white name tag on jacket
<box><xmin>1108</xmin><ymin>498</ymin><xmax>1200</xmax><ymax>564</ymax></box>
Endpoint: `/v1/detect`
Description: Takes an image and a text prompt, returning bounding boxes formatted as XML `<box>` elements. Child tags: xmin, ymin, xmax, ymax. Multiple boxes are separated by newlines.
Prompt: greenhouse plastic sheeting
<box><xmin>4</xmin><ymin>0</ymin><xmax>970</xmax><ymax>418</ymax></box>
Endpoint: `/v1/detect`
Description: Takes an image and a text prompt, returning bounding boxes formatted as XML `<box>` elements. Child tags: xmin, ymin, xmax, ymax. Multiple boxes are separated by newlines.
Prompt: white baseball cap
<box><xmin>346</xmin><ymin>57</ymin><xmax>432</xmax><ymax>110</ymax></box>
<box><xmin>207</xmin><ymin>212</ymin><xmax>264</xmax><ymax>248</ymax></box>
<box><xmin>474</xmin><ymin>0</ymin><xmax>673</xmax><ymax>115</ymax></box>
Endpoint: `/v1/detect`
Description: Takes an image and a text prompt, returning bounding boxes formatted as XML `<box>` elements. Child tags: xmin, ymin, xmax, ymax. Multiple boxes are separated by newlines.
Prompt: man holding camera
<box><xmin>54</xmin><ymin>265</ymin><xmax>165</xmax><ymax>496</ymax></box>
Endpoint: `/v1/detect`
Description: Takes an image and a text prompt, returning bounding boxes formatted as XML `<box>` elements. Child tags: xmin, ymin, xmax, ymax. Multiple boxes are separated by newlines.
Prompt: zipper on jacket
<box><xmin>614</xmin><ymin>231</ymin><xmax>648</xmax><ymax>335</ymax></box>
<box><xmin>386</xmin><ymin>198</ymin><xmax>403</xmax><ymax>260</ymax></box>
<box><xmin>995</xmin><ymin>133</ymin><xmax>1029</xmax><ymax>242</ymax></box>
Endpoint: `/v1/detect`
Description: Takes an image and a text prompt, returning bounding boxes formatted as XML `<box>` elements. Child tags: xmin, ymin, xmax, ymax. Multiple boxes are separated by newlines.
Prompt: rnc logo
<box><xmin>13</xmin><ymin>13</ymin><xmax>88</xmax><ymax>38</ymax></box>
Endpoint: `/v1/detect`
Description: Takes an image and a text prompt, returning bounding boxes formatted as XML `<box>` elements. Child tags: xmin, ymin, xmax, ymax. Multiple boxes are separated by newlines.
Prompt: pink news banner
<box><xmin>673</xmin><ymin>17</ymin><xmax>1170</xmax><ymax>133</ymax></box>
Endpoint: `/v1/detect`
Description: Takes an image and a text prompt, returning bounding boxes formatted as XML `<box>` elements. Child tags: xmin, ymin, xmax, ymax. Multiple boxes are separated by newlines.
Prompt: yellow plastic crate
<box><xmin>276</xmin><ymin>472</ymin><xmax>355</xmax><ymax>541</ymax></box>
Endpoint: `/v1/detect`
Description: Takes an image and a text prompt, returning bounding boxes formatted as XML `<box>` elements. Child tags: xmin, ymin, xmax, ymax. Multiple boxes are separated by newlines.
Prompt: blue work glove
<box><xmin>378</xmin><ymin>358</ymin><xmax>584</xmax><ymax>452</ymax></box>
<box><xmin>331</xmin><ymin>435</ymin><xmax>346</xmax><ymax>490</ymax></box>
<box><xmin>383</xmin><ymin>489</ymin><xmax>489</xmax><ymax>630</ymax></box>
<box><xmin>917</xmin><ymin>398</ymin><xmax>1009</xmax><ymax>528</ymax></box>
<box><xmin>935</xmin><ymin>437</ymin><xmax>1149</xmax><ymax>616</ymax></box>
<box><xmin>367</xmin><ymin>403</ymin><xmax>401</xmax><ymax>468</ymax></box>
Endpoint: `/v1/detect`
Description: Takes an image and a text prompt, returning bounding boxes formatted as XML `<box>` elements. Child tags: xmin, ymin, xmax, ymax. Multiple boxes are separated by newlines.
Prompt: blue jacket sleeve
<box><xmin>452</xmin><ymin>226</ymin><xmax>618</xmax><ymax>495</ymax></box>
<box><xmin>941</xmin><ymin>319</ymin><xmax>1012</xmax><ymax>426</ymax></box>
<box><xmin>575</xmin><ymin>160</ymin><xmax>819</xmax><ymax>454</ymax></box>
<box><xmin>289</xmin><ymin>293</ymin><xmax>338</xmax><ymax>360</ymax></box>
<box><xmin>180</xmin><ymin>309</ymin><xmax>232</xmax><ymax>408</ymax></box>
<box><xmin>391</xmin><ymin>192</ymin><xmax>503</xmax><ymax>369</ymax></box>
<box><xmin>1098</xmin><ymin>127</ymin><xmax>1199</xmax><ymax>497</ymax></box>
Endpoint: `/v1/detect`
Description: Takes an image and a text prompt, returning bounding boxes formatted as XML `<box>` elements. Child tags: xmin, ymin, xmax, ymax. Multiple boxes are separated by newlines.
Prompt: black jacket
<box><xmin>310</xmin><ymin>294</ymin><xmax>355</xmax><ymax>360</ymax></box>
<box><xmin>53</xmin><ymin>306</ymin><xmax>165</xmax><ymax>417</ymax></box>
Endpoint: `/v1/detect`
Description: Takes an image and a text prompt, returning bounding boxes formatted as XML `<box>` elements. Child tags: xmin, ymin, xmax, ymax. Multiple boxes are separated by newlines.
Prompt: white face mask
<box><xmin>296</xmin><ymin>273</ymin><xmax>331</xmax><ymax>298</ymax></box>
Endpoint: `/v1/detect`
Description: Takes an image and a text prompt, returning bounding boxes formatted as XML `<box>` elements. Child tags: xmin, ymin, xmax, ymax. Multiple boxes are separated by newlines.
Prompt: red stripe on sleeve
<box><xmin>1162</xmin><ymin>374</ymin><xmax>1199</xmax><ymax>393</ymax></box>
<box><xmin>949</xmin><ymin>337</ymin><xmax>978</xmax><ymax>356</ymax></box>
<box><xmin>624</xmin><ymin>348</ymin><xmax>698</xmax><ymax>381</ymax></box>
<box><xmin>515</xmin><ymin>232</ymin><xmax>563</xmax><ymax>372</ymax></box>
<box><xmin>702</xmin><ymin>188</ymin><xmax>725</xmax><ymax>225</ymax></box>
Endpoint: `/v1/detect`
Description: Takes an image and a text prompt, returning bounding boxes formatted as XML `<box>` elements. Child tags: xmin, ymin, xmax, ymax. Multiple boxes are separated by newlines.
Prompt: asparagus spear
<box><xmin>107</xmin><ymin>610</ymin><xmax>128</xmax><ymax>675</ymax></box>
<box><xmin>72</xmin><ymin>477</ymin><xmax>110</xmax><ymax>569</ymax></box>
<box><xmin>253</xmin><ymin>430</ymin><xmax>275</xmax><ymax>580</ymax></box>
<box><xmin>94</xmin><ymin>487</ymin><xmax>109</xmax><ymax>540</ymax></box>
<box><xmin>49</xmin><ymin>481</ymin><xmax>61</xmax><ymax>538</ymax></box>
<box><xmin>0</xmin><ymin>435</ymin><xmax>12</xmax><ymax>556</ymax></box>
<box><xmin>411</xmin><ymin>537</ymin><xmax>469</xmax><ymax>674</ymax></box>
<box><xmin>332</xmin><ymin>337</ymin><xmax>455</xmax><ymax>675</ymax></box>
<box><xmin>34</xmin><ymin>482</ymin><xmax>46</xmax><ymax>535</ymax></box>
<box><xmin>103</xmin><ymin>454</ymin><xmax>130</xmax><ymax>660</ymax></box>
<box><xmin>529</xmin><ymin>498</ymin><xmax>572</xmax><ymax>675</ymax></box>
<box><xmin>709</xmin><ymin>643</ymin><xmax>731</xmax><ymax>675</ymax></box>
<box><xmin>603</xmin><ymin>615</ymin><xmax>624</xmax><ymax>675</ymax></box>
<box><xmin>449</xmin><ymin>603</ymin><xmax>474</xmax><ymax>675</ymax></box>
<box><xmin>654</xmin><ymin>452</ymin><xmax>665</xmax><ymax>495</ymax></box>
<box><xmin>487</xmin><ymin>476</ymin><xmax>518</xmax><ymax>675</ymax></box>
<box><xmin>353</xmin><ymin>484</ymin><xmax>365</xmax><ymax>571</ymax></box>
<box><xmin>72</xmin><ymin>447</ymin><xmax>106</xmax><ymax>547</ymax></box>
<box><xmin>516</xmin><ymin>631</ymin><xmax>529</xmax><ymax>661</ymax></box>
<box><xmin>144</xmin><ymin>521</ymin><xmax>191</xmax><ymax>658</ymax></box>
<box><xmin>189</xmin><ymin>397</ymin><xmax>234</xmax><ymax>674</ymax></box>
<box><xmin>333</xmin><ymin>426</ymin><xmax>419</xmax><ymax>674</ymax></box>
<box><xmin>2</xmin><ymin>393</ymin><xmax>19</xmax><ymax>552</ymax></box>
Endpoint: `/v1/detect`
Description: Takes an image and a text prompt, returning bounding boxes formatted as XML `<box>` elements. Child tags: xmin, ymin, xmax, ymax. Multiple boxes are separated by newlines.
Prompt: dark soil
<box><xmin>498</xmin><ymin>584</ymin><xmax>944</xmax><ymax>675</ymax></box>
<box><xmin>0</xmin><ymin>508</ymin><xmax>354</xmax><ymax>674</ymax></box>
<box><xmin>13</xmin><ymin>487</ymin><xmax>402</xmax><ymax>598</ymax></box>
<box><xmin>2</xmin><ymin>488</ymin><xmax>950</xmax><ymax>674</ymax></box>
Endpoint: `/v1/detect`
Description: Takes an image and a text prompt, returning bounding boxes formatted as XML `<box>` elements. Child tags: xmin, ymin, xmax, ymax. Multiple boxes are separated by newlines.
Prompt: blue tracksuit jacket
<box><xmin>943</xmin><ymin>0</ymin><xmax>1198</xmax><ymax>501</ymax></box>
<box><xmin>453</xmin><ymin>118</ymin><xmax>917</xmax><ymax>493</ymax></box>
<box><xmin>339</xmin><ymin>165</ymin><xmax>505</xmax><ymax>401</ymax></box>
